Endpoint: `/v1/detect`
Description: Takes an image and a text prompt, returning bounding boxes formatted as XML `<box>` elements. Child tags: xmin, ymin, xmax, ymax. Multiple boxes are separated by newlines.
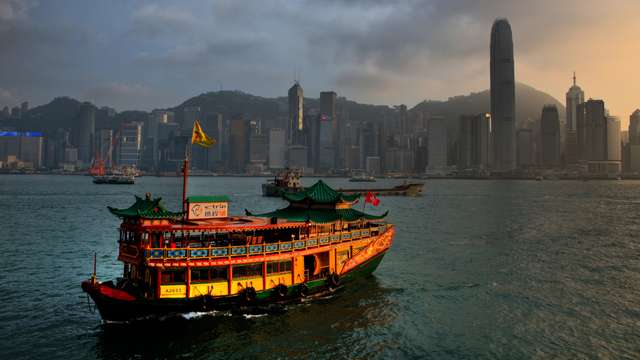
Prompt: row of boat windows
<box><xmin>160</xmin><ymin>260</ymin><xmax>293</xmax><ymax>285</ymax></box>
<box><xmin>120</xmin><ymin>222</ymin><xmax>383</xmax><ymax>248</ymax></box>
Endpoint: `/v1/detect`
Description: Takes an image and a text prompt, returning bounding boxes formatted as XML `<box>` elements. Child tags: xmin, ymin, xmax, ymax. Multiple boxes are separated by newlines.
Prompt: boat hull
<box><xmin>82</xmin><ymin>250</ymin><xmax>388</xmax><ymax>322</ymax></box>
<box><xmin>261</xmin><ymin>183</ymin><xmax>302</xmax><ymax>197</ymax></box>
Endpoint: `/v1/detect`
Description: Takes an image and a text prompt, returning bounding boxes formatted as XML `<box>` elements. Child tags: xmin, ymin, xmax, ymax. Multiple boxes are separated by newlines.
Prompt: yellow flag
<box><xmin>191</xmin><ymin>120</ymin><xmax>216</xmax><ymax>147</ymax></box>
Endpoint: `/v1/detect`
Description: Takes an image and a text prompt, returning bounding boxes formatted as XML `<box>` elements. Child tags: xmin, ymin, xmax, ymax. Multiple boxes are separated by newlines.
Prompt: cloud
<box><xmin>130</xmin><ymin>4</ymin><xmax>197</xmax><ymax>37</ymax></box>
<box><xmin>1</xmin><ymin>0</ymin><xmax>639</xmax><ymax>118</ymax></box>
<box><xmin>0</xmin><ymin>88</ymin><xmax>17</xmax><ymax>105</ymax></box>
<box><xmin>0</xmin><ymin>0</ymin><xmax>36</xmax><ymax>21</ymax></box>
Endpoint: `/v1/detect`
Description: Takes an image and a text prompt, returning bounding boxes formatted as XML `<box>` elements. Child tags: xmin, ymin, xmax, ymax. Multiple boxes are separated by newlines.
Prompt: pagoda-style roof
<box><xmin>283</xmin><ymin>180</ymin><xmax>360</xmax><ymax>203</ymax></box>
<box><xmin>246</xmin><ymin>207</ymin><xmax>387</xmax><ymax>224</ymax></box>
<box><xmin>248</xmin><ymin>180</ymin><xmax>387</xmax><ymax>224</ymax></box>
<box><xmin>108</xmin><ymin>194</ymin><xmax>183</xmax><ymax>219</ymax></box>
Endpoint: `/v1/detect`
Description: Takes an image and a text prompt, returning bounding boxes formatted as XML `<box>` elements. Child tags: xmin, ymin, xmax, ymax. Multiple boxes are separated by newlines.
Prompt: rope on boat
<box><xmin>86</xmin><ymin>294</ymin><xmax>95</xmax><ymax>314</ymax></box>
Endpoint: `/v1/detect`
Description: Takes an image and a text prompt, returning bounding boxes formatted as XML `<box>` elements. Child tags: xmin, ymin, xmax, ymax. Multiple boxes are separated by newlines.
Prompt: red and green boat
<box><xmin>82</xmin><ymin>173</ymin><xmax>394</xmax><ymax>322</ymax></box>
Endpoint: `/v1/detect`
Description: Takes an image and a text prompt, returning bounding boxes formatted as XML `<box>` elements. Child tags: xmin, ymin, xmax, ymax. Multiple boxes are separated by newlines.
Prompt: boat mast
<box><xmin>182</xmin><ymin>142</ymin><xmax>192</xmax><ymax>214</ymax></box>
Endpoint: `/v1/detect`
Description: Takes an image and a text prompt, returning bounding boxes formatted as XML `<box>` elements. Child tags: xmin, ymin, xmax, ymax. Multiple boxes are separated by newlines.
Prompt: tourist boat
<box><xmin>261</xmin><ymin>168</ymin><xmax>304</xmax><ymax>197</ymax></box>
<box><xmin>82</xmin><ymin>161</ymin><xmax>394</xmax><ymax>322</ymax></box>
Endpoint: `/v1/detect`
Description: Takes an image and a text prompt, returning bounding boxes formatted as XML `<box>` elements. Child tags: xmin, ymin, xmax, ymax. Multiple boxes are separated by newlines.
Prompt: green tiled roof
<box><xmin>246</xmin><ymin>207</ymin><xmax>387</xmax><ymax>224</ymax></box>
<box><xmin>187</xmin><ymin>195</ymin><xmax>231</xmax><ymax>203</ymax></box>
<box><xmin>108</xmin><ymin>195</ymin><xmax>183</xmax><ymax>219</ymax></box>
<box><xmin>283</xmin><ymin>180</ymin><xmax>360</xmax><ymax>203</ymax></box>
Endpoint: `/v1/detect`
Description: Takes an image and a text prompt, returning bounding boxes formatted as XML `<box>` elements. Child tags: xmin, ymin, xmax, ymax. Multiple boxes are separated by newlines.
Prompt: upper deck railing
<box><xmin>130</xmin><ymin>224</ymin><xmax>389</xmax><ymax>262</ymax></box>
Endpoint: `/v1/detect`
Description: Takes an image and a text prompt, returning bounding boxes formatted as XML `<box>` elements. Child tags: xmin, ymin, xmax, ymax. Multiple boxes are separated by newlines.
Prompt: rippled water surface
<box><xmin>1</xmin><ymin>175</ymin><xmax>640</xmax><ymax>359</ymax></box>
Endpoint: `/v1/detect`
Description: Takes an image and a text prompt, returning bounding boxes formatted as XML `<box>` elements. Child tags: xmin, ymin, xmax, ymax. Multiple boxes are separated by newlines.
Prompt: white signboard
<box><xmin>188</xmin><ymin>202</ymin><xmax>228</xmax><ymax>220</ymax></box>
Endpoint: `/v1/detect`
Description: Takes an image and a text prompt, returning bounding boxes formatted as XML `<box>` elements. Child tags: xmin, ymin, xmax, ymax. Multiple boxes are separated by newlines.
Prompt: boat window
<box><xmin>191</xmin><ymin>267</ymin><xmax>228</xmax><ymax>282</ymax></box>
<box><xmin>161</xmin><ymin>269</ymin><xmax>186</xmax><ymax>284</ymax></box>
<box><xmin>232</xmin><ymin>263</ymin><xmax>263</xmax><ymax>278</ymax></box>
<box><xmin>267</xmin><ymin>260</ymin><xmax>292</xmax><ymax>274</ymax></box>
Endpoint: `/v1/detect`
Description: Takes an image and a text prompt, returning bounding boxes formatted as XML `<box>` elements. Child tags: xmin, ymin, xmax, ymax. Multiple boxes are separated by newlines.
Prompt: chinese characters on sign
<box><xmin>188</xmin><ymin>202</ymin><xmax>228</xmax><ymax>220</ymax></box>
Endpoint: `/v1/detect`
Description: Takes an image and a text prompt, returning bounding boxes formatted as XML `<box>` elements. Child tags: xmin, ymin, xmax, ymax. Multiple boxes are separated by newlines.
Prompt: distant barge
<box><xmin>338</xmin><ymin>182</ymin><xmax>424</xmax><ymax>197</ymax></box>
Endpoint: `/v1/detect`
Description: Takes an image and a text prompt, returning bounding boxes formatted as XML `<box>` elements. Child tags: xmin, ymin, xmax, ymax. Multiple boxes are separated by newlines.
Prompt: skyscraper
<box><xmin>117</xmin><ymin>122</ymin><xmax>142</xmax><ymax>167</ymax></box>
<box><xmin>426</xmin><ymin>116</ymin><xmax>447</xmax><ymax>172</ymax></box>
<box><xmin>317</xmin><ymin>91</ymin><xmax>337</xmax><ymax>171</ymax></box>
<box><xmin>229</xmin><ymin>118</ymin><xmax>249</xmax><ymax>173</ymax></box>
<box><xmin>566</xmin><ymin>73</ymin><xmax>585</xmax><ymax>132</ymax></box>
<box><xmin>458</xmin><ymin>113</ymin><xmax>491</xmax><ymax>170</ymax></box>
<box><xmin>606</xmin><ymin>116</ymin><xmax>621</xmax><ymax>162</ymax></box>
<box><xmin>288</xmin><ymin>82</ymin><xmax>304</xmax><ymax>145</ymax></box>
<box><xmin>540</xmin><ymin>105</ymin><xmax>561</xmax><ymax>168</ymax></box>
<box><xmin>629</xmin><ymin>109</ymin><xmax>640</xmax><ymax>145</ymax></box>
<box><xmin>565</xmin><ymin>72</ymin><xmax>584</xmax><ymax>164</ymax></box>
<box><xmin>490</xmin><ymin>18</ymin><xmax>516</xmax><ymax>170</ymax></box>
<box><xmin>577</xmin><ymin>99</ymin><xmax>607</xmax><ymax>161</ymax></box>
<box><xmin>76</xmin><ymin>102</ymin><xmax>95</xmax><ymax>166</ymax></box>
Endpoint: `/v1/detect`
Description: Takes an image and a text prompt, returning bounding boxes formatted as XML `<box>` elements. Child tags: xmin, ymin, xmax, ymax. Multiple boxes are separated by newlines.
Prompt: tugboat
<box><xmin>82</xmin><ymin>122</ymin><xmax>394</xmax><ymax>322</ymax></box>
<box><xmin>261</xmin><ymin>168</ymin><xmax>304</xmax><ymax>197</ymax></box>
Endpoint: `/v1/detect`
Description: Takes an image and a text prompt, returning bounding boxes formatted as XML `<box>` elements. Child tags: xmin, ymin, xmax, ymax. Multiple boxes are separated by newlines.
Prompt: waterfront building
<box><xmin>249</xmin><ymin>134</ymin><xmax>268</xmax><ymax>165</ymax></box>
<box><xmin>606</xmin><ymin>116</ymin><xmax>621</xmax><ymax>162</ymax></box>
<box><xmin>288</xmin><ymin>82</ymin><xmax>304</xmax><ymax>145</ymax></box>
<box><xmin>64</xmin><ymin>147</ymin><xmax>78</xmax><ymax>164</ymax></box>
<box><xmin>427</xmin><ymin>116</ymin><xmax>447</xmax><ymax>172</ymax></box>
<box><xmin>516</xmin><ymin>128</ymin><xmax>534</xmax><ymax>168</ymax></box>
<box><xmin>117</xmin><ymin>122</ymin><xmax>142</xmax><ymax>168</ymax></box>
<box><xmin>19</xmin><ymin>134</ymin><xmax>44</xmax><ymax>169</ymax></box>
<box><xmin>288</xmin><ymin>145</ymin><xmax>308</xmax><ymax>170</ymax></box>
<box><xmin>358</xmin><ymin>122</ymin><xmax>379</xmax><ymax>172</ymax></box>
<box><xmin>629</xmin><ymin>109</ymin><xmax>640</xmax><ymax>145</ymax></box>
<box><xmin>20</xmin><ymin>101</ymin><xmax>29</xmax><ymax>115</ymax></box>
<box><xmin>10</xmin><ymin>106</ymin><xmax>20</xmax><ymax>119</ymax></box>
<box><xmin>565</xmin><ymin>73</ymin><xmax>584</xmax><ymax>164</ymax></box>
<box><xmin>366</xmin><ymin>156</ymin><xmax>381</xmax><ymax>175</ymax></box>
<box><xmin>76</xmin><ymin>102</ymin><xmax>95</xmax><ymax>167</ymax></box>
<box><xmin>0</xmin><ymin>131</ymin><xmax>43</xmax><ymax>169</ymax></box>
<box><xmin>490</xmin><ymin>18</ymin><xmax>516</xmax><ymax>170</ymax></box>
<box><xmin>95</xmin><ymin>129</ymin><xmax>114</xmax><ymax>168</ymax></box>
<box><xmin>203</xmin><ymin>113</ymin><xmax>224</xmax><ymax>171</ymax></box>
<box><xmin>540</xmin><ymin>105</ymin><xmax>561</xmax><ymax>168</ymax></box>
<box><xmin>229</xmin><ymin>118</ymin><xmax>250</xmax><ymax>173</ymax></box>
<box><xmin>317</xmin><ymin>91</ymin><xmax>337</xmax><ymax>171</ymax></box>
<box><xmin>457</xmin><ymin>113</ymin><xmax>491</xmax><ymax>170</ymax></box>
<box><xmin>577</xmin><ymin>99</ymin><xmax>607</xmax><ymax>162</ymax></box>
<box><xmin>268</xmin><ymin>128</ymin><xmax>286</xmax><ymax>169</ymax></box>
<box><xmin>183</xmin><ymin>106</ymin><xmax>201</xmax><ymax>132</ymax></box>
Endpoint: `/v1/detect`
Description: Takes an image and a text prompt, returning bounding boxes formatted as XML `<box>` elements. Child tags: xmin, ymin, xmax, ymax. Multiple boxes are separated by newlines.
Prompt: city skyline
<box><xmin>1</xmin><ymin>0</ymin><xmax>639</xmax><ymax>126</ymax></box>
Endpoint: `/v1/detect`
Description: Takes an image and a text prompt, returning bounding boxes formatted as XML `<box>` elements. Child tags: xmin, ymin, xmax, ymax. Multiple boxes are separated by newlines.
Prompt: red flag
<box><xmin>365</xmin><ymin>192</ymin><xmax>374</xmax><ymax>204</ymax></box>
<box><xmin>365</xmin><ymin>192</ymin><xmax>380</xmax><ymax>206</ymax></box>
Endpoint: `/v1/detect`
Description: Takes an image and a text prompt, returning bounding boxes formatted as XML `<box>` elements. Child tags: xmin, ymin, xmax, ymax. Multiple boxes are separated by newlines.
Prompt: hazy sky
<box><xmin>1</xmin><ymin>0</ymin><xmax>638</xmax><ymax>124</ymax></box>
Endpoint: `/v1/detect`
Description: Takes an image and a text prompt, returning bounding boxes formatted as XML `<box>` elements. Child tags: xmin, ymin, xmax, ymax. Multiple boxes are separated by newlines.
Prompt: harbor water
<box><xmin>1</xmin><ymin>175</ymin><xmax>640</xmax><ymax>359</ymax></box>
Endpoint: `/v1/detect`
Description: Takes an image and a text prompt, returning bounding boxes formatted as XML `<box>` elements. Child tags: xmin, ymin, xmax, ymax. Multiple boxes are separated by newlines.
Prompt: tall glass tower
<box><xmin>490</xmin><ymin>18</ymin><xmax>516</xmax><ymax>170</ymax></box>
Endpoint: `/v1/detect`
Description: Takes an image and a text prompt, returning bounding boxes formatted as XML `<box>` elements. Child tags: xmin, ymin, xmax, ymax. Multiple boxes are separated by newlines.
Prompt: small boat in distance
<box><xmin>349</xmin><ymin>170</ymin><xmax>376</xmax><ymax>182</ymax></box>
<box><xmin>339</xmin><ymin>181</ymin><xmax>424</xmax><ymax>197</ymax></box>
<box><xmin>261</xmin><ymin>168</ymin><xmax>303</xmax><ymax>196</ymax></box>
<box><xmin>90</xmin><ymin>159</ymin><xmax>136</xmax><ymax>184</ymax></box>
